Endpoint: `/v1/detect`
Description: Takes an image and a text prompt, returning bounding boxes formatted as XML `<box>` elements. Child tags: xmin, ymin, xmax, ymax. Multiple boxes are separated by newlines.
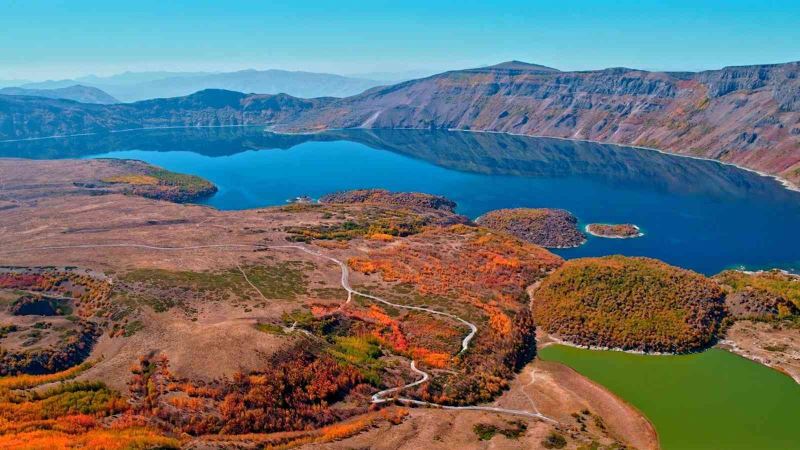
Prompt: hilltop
<box><xmin>532</xmin><ymin>256</ymin><xmax>726</xmax><ymax>353</ymax></box>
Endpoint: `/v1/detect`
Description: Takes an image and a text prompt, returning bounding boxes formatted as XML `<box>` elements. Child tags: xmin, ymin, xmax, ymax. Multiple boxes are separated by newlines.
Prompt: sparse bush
<box><xmin>542</xmin><ymin>431</ymin><xmax>567</xmax><ymax>449</ymax></box>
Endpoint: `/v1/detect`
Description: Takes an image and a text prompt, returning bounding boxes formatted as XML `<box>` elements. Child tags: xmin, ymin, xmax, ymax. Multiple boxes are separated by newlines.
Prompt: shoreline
<box><xmin>717</xmin><ymin>339</ymin><xmax>800</xmax><ymax>385</ymax></box>
<box><xmin>452</xmin><ymin>128</ymin><xmax>800</xmax><ymax>194</ymax></box>
<box><xmin>540</xmin><ymin>334</ymin><xmax>681</xmax><ymax>356</ymax></box>
<box><xmin>584</xmin><ymin>224</ymin><xmax>644</xmax><ymax>239</ymax></box>
<box><xmin>2</xmin><ymin>123</ymin><xmax>798</xmax><ymax>194</ymax></box>
<box><xmin>542</xmin><ymin>333</ymin><xmax>800</xmax><ymax>384</ymax></box>
<box><xmin>0</xmin><ymin>124</ymin><xmax>260</xmax><ymax>143</ymax></box>
<box><xmin>273</xmin><ymin>125</ymin><xmax>800</xmax><ymax>194</ymax></box>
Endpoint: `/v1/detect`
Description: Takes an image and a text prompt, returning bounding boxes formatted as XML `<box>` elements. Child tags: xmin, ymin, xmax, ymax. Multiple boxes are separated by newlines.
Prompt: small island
<box><xmin>585</xmin><ymin>223</ymin><xmax>643</xmax><ymax>239</ymax></box>
<box><xmin>476</xmin><ymin>208</ymin><xmax>585</xmax><ymax>248</ymax></box>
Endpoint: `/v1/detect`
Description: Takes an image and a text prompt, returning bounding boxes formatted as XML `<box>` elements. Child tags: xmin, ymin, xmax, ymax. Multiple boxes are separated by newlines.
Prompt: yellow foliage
<box><xmin>368</xmin><ymin>233</ymin><xmax>395</xmax><ymax>242</ymax></box>
<box><xmin>102</xmin><ymin>174</ymin><xmax>159</xmax><ymax>185</ymax></box>
<box><xmin>0</xmin><ymin>362</ymin><xmax>93</xmax><ymax>391</ymax></box>
<box><xmin>0</xmin><ymin>427</ymin><xmax>179</xmax><ymax>450</ymax></box>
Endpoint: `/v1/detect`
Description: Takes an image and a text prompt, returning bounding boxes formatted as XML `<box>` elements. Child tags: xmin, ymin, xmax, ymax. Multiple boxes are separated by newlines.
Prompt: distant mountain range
<box><xmin>18</xmin><ymin>69</ymin><xmax>384</xmax><ymax>102</ymax></box>
<box><xmin>1</xmin><ymin>60</ymin><xmax>799</xmax><ymax>187</ymax></box>
<box><xmin>0</xmin><ymin>85</ymin><xmax>118</xmax><ymax>104</ymax></box>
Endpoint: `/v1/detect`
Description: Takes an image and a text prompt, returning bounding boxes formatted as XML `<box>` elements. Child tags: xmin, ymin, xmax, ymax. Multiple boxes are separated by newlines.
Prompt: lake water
<box><xmin>539</xmin><ymin>345</ymin><xmax>800</xmax><ymax>450</ymax></box>
<box><xmin>2</xmin><ymin>126</ymin><xmax>799</xmax><ymax>275</ymax></box>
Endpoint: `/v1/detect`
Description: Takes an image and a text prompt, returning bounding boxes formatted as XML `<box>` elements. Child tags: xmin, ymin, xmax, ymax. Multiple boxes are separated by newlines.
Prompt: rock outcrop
<box><xmin>476</xmin><ymin>208</ymin><xmax>585</xmax><ymax>248</ymax></box>
<box><xmin>320</xmin><ymin>189</ymin><xmax>457</xmax><ymax>212</ymax></box>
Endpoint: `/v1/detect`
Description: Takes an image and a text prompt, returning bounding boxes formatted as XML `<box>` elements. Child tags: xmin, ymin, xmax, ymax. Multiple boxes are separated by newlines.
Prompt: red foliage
<box><xmin>348</xmin><ymin>226</ymin><xmax>558</xmax><ymax>404</ymax></box>
<box><xmin>347</xmin><ymin>306</ymin><xmax>408</xmax><ymax>351</ymax></box>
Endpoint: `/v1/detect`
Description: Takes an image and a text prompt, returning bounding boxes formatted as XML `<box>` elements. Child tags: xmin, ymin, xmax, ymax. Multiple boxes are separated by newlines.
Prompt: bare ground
<box><xmin>1</xmin><ymin>158</ymin><xmax>661</xmax><ymax>448</ymax></box>
<box><xmin>721</xmin><ymin>320</ymin><xmax>800</xmax><ymax>384</ymax></box>
<box><xmin>302</xmin><ymin>409</ymin><xmax>584</xmax><ymax>450</ymax></box>
<box><xmin>495</xmin><ymin>358</ymin><xmax>658</xmax><ymax>450</ymax></box>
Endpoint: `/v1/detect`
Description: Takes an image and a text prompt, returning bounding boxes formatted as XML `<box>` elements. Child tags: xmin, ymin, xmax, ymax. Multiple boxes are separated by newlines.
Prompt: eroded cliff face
<box><xmin>279</xmin><ymin>62</ymin><xmax>800</xmax><ymax>185</ymax></box>
<box><xmin>2</xmin><ymin>62</ymin><xmax>799</xmax><ymax>185</ymax></box>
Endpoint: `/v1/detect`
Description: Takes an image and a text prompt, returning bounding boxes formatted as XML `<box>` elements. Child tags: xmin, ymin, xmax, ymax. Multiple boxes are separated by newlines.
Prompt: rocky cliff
<box><xmin>281</xmin><ymin>61</ymin><xmax>800</xmax><ymax>186</ymax></box>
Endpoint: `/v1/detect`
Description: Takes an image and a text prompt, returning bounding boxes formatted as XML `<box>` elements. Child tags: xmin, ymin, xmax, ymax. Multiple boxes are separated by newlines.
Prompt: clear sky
<box><xmin>2</xmin><ymin>0</ymin><xmax>799</xmax><ymax>80</ymax></box>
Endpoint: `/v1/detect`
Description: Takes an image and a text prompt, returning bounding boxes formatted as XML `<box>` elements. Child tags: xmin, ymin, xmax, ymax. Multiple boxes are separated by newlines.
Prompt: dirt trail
<box><xmin>2</xmin><ymin>241</ymin><xmax>556</xmax><ymax>423</ymax></box>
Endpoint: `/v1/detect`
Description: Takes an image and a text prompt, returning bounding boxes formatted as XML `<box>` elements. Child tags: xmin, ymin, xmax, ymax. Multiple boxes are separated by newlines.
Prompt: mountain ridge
<box><xmin>0</xmin><ymin>85</ymin><xmax>118</xmax><ymax>104</ymax></box>
<box><xmin>276</xmin><ymin>60</ymin><xmax>800</xmax><ymax>186</ymax></box>
<box><xmin>1</xmin><ymin>61</ymin><xmax>799</xmax><ymax>187</ymax></box>
<box><xmin>19</xmin><ymin>69</ymin><xmax>384</xmax><ymax>102</ymax></box>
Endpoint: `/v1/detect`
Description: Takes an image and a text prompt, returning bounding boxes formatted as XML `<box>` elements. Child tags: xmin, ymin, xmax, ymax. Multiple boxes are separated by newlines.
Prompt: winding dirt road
<box><xmin>1</xmin><ymin>241</ymin><xmax>555</xmax><ymax>423</ymax></box>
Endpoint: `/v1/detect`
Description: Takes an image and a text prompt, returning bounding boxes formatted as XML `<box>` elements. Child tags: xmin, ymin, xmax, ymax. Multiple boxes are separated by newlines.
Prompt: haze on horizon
<box><xmin>2</xmin><ymin>0</ymin><xmax>800</xmax><ymax>82</ymax></box>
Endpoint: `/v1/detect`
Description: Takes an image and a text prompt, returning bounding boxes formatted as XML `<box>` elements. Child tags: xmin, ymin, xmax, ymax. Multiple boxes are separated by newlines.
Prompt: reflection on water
<box><xmin>1</xmin><ymin>126</ymin><xmax>798</xmax><ymax>274</ymax></box>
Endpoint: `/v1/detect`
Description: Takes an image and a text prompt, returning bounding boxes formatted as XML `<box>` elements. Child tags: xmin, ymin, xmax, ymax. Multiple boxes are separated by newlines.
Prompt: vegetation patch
<box><xmin>126</xmin><ymin>349</ymin><xmax>369</xmax><ymax>436</ymax></box>
<box><xmin>102</xmin><ymin>162</ymin><xmax>217</xmax><ymax>203</ymax></box>
<box><xmin>326</xmin><ymin>336</ymin><xmax>384</xmax><ymax>384</ymax></box>
<box><xmin>542</xmin><ymin>431</ymin><xmax>567</xmax><ymax>448</ymax></box>
<box><xmin>0</xmin><ymin>268</ymin><xmax>112</xmax><ymax>320</ymax></box>
<box><xmin>715</xmin><ymin>270</ymin><xmax>800</xmax><ymax>319</ymax></box>
<box><xmin>349</xmin><ymin>225</ymin><xmax>561</xmax><ymax>404</ymax></box>
<box><xmin>285</xmin><ymin>201</ymin><xmax>469</xmax><ymax>243</ymax></box>
<box><xmin>585</xmin><ymin>223</ymin><xmax>642</xmax><ymax>238</ymax></box>
<box><xmin>118</xmin><ymin>260</ymin><xmax>310</xmax><ymax>312</ymax></box>
<box><xmin>255</xmin><ymin>322</ymin><xmax>286</xmax><ymax>335</ymax></box>
<box><xmin>0</xmin><ymin>324</ymin><xmax>18</xmax><ymax>339</ymax></box>
<box><xmin>476</xmin><ymin>208</ymin><xmax>585</xmax><ymax>248</ymax></box>
<box><xmin>123</xmin><ymin>320</ymin><xmax>144</xmax><ymax>337</ymax></box>
<box><xmin>0</xmin><ymin>362</ymin><xmax>177</xmax><ymax>449</ymax></box>
<box><xmin>473</xmin><ymin>420</ymin><xmax>528</xmax><ymax>441</ymax></box>
<box><xmin>533</xmin><ymin>256</ymin><xmax>726</xmax><ymax>353</ymax></box>
<box><xmin>320</xmin><ymin>189</ymin><xmax>457</xmax><ymax>212</ymax></box>
<box><xmin>10</xmin><ymin>295</ymin><xmax>72</xmax><ymax>316</ymax></box>
<box><xmin>286</xmin><ymin>211</ymin><xmax>431</xmax><ymax>242</ymax></box>
<box><xmin>0</xmin><ymin>320</ymin><xmax>100</xmax><ymax>376</ymax></box>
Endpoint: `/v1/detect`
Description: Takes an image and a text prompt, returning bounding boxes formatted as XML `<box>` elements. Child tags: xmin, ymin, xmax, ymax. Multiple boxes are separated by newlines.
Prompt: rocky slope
<box><xmin>282</xmin><ymin>61</ymin><xmax>800</xmax><ymax>186</ymax></box>
<box><xmin>2</xmin><ymin>60</ymin><xmax>799</xmax><ymax>186</ymax></box>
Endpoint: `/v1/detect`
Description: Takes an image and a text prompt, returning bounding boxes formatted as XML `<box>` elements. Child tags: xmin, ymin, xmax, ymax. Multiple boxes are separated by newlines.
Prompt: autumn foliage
<box><xmin>0</xmin><ymin>269</ymin><xmax>111</xmax><ymax>376</ymax></box>
<box><xmin>348</xmin><ymin>225</ymin><xmax>562</xmax><ymax>404</ymax></box>
<box><xmin>0</xmin><ymin>362</ymin><xmax>177</xmax><ymax>449</ymax></box>
<box><xmin>217</xmin><ymin>349</ymin><xmax>365</xmax><ymax>434</ymax></box>
<box><xmin>533</xmin><ymin>256</ymin><xmax>726</xmax><ymax>353</ymax></box>
<box><xmin>0</xmin><ymin>269</ymin><xmax>112</xmax><ymax>318</ymax></box>
<box><xmin>715</xmin><ymin>269</ymin><xmax>800</xmax><ymax>312</ymax></box>
<box><xmin>475</xmin><ymin>208</ymin><xmax>585</xmax><ymax>248</ymax></box>
<box><xmin>199</xmin><ymin>408</ymin><xmax>408</xmax><ymax>449</ymax></box>
<box><xmin>122</xmin><ymin>348</ymin><xmax>370</xmax><ymax>437</ymax></box>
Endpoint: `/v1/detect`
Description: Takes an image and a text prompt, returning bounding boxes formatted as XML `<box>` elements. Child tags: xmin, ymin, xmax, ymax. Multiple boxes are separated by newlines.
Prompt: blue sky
<box><xmin>2</xmin><ymin>0</ymin><xmax>799</xmax><ymax>80</ymax></box>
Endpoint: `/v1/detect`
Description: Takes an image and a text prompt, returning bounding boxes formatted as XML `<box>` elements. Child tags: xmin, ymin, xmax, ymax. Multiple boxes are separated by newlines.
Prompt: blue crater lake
<box><xmin>2</xmin><ymin>126</ymin><xmax>799</xmax><ymax>275</ymax></box>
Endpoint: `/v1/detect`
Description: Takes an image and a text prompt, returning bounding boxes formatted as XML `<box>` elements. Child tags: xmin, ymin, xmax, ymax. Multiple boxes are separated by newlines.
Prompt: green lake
<box><xmin>538</xmin><ymin>345</ymin><xmax>800</xmax><ymax>450</ymax></box>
